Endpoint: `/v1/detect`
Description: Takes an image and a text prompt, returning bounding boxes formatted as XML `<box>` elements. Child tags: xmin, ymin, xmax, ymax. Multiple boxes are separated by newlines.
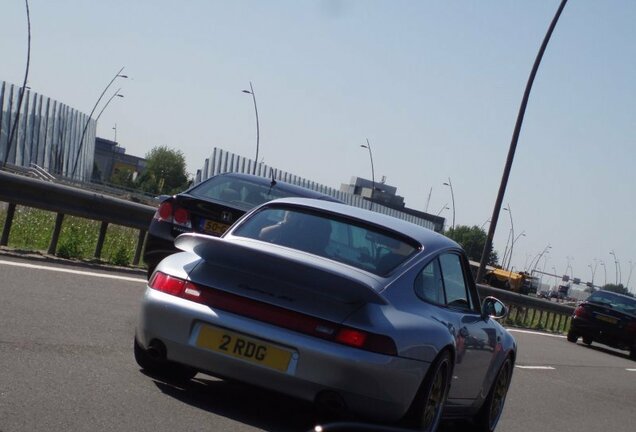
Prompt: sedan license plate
<box><xmin>595</xmin><ymin>314</ymin><xmax>618</xmax><ymax>325</ymax></box>
<box><xmin>202</xmin><ymin>219</ymin><xmax>230</xmax><ymax>236</ymax></box>
<box><xmin>196</xmin><ymin>325</ymin><xmax>293</xmax><ymax>372</ymax></box>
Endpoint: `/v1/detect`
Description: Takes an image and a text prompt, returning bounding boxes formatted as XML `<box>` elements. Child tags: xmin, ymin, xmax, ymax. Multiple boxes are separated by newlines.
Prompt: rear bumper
<box><xmin>136</xmin><ymin>287</ymin><xmax>429</xmax><ymax>422</ymax></box>
<box><xmin>570</xmin><ymin>317</ymin><xmax>635</xmax><ymax>350</ymax></box>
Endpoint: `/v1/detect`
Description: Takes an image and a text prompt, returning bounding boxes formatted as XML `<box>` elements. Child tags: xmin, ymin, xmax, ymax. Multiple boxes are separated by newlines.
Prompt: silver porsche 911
<box><xmin>135</xmin><ymin>198</ymin><xmax>516</xmax><ymax>432</ymax></box>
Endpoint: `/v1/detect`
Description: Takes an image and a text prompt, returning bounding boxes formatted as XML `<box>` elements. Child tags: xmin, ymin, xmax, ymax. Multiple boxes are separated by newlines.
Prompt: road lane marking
<box><xmin>627</xmin><ymin>369</ymin><xmax>636</xmax><ymax>372</ymax></box>
<box><xmin>0</xmin><ymin>259</ymin><xmax>147</xmax><ymax>283</ymax></box>
<box><xmin>507</xmin><ymin>329</ymin><xmax>566</xmax><ymax>339</ymax></box>
<box><xmin>516</xmin><ymin>366</ymin><xmax>555</xmax><ymax>370</ymax></box>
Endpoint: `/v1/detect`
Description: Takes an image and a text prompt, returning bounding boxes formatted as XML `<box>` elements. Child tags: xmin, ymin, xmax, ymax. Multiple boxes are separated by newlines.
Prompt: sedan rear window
<box><xmin>233</xmin><ymin>206</ymin><xmax>420</xmax><ymax>276</ymax></box>
<box><xmin>587</xmin><ymin>291</ymin><xmax>636</xmax><ymax>315</ymax></box>
<box><xmin>189</xmin><ymin>176</ymin><xmax>305</xmax><ymax>209</ymax></box>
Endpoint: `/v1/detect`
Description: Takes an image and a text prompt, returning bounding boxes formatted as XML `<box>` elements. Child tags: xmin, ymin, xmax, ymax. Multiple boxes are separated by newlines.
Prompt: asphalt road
<box><xmin>1</xmin><ymin>255</ymin><xmax>634</xmax><ymax>432</ymax></box>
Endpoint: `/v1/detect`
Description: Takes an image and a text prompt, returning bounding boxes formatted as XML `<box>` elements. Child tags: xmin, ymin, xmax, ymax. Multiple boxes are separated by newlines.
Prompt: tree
<box><xmin>600</xmin><ymin>283</ymin><xmax>633</xmax><ymax>297</ymax></box>
<box><xmin>138</xmin><ymin>146</ymin><xmax>189</xmax><ymax>195</ymax></box>
<box><xmin>444</xmin><ymin>225</ymin><xmax>498</xmax><ymax>266</ymax></box>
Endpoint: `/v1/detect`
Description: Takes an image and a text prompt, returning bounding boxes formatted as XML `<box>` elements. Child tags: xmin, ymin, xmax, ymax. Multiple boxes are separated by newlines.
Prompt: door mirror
<box><xmin>481</xmin><ymin>296</ymin><xmax>508</xmax><ymax>320</ymax></box>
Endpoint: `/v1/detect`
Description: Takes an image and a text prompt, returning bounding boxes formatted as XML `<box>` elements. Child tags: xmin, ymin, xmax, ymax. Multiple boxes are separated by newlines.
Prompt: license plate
<box><xmin>202</xmin><ymin>219</ymin><xmax>230</xmax><ymax>236</ymax></box>
<box><xmin>196</xmin><ymin>325</ymin><xmax>293</xmax><ymax>372</ymax></box>
<box><xmin>596</xmin><ymin>314</ymin><xmax>618</xmax><ymax>325</ymax></box>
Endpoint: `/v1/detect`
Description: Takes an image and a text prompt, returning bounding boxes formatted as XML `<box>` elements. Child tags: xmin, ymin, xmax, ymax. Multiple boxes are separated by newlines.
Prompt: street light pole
<box><xmin>443</xmin><ymin>178</ymin><xmax>455</xmax><ymax>231</ymax></box>
<box><xmin>360</xmin><ymin>138</ymin><xmax>375</xmax><ymax>211</ymax></box>
<box><xmin>94</xmin><ymin>89</ymin><xmax>123</xmax><ymax>124</ymax></box>
<box><xmin>436</xmin><ymin>204</ymin><xmax>449</xmax><ymax>216</ymax></box>
<box><xmin>610</xmin><ymin>250</ymin><xmax>619</xmax><ymax>285</ymax></box>
<box><xmin>600</xmin><ymin>261</ymin><xmax>607</xmax><ymax>286</ymax></box>
<box><xmin>627</xmin><ymin>261</ymin><xmax>634</xmax><ymax>292</ymax></box>
<box><xmin>502</xmin><ymin>205</ymin><xmax>514</xmax><ymax>269</ymax></box>
<box><xmin>242</xmin><ymin>82</ymin><xmax>260</xmax><ymax>175</ymax></box>
<box><xmin>3</xmin><ymin>0</ymin><xmax>31</xmax><ymax>166</ymax></box>
<box><xmin>71</xmin><ymin>67</ymin><xmax>128</xmax><ymax>178</ymax></box>
<box><xmin>475</xmin><ymin>0</ymin><xmax>569</xmax><ymax>284</ymax></box>
<box><xmin>507</xmin><ymin>231</ymin><xmax>525</xmax><ymax>270</ymax></box>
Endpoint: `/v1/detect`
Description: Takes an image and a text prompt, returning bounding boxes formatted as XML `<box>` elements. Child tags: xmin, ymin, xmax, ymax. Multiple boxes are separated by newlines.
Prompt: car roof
<box><xmin>193</xmin><ymin>172</ymin><xmax>341</xmax><ymax>202</ymax></box>
<box><xmin>255</xmin><ymin>197</ymin><xmax>459</xmax><ymax>250</ymax></box>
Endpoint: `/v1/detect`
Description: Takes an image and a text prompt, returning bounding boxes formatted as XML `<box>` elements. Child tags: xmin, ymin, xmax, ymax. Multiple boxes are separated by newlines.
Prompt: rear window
<box><xmin>587</xmin><ymin>291</ymin><xmax>636</xmax><ymax>315</ymax></box>
<box><xmin>189</xmin><ymin>176</ymin><xmax>307</xmax><ymax>209</ymax></box>
<box><xmin>232</xmin><ymin>206</ymin><xmax>420</xmax><ymax>276</ymax></box>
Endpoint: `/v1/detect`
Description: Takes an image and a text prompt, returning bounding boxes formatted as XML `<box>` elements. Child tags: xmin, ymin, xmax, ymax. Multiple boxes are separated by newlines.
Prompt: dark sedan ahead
<box><xmin>567</xmin><ymin>290</ymin><xmax>636</xmax><ymax>359</ymax></box>
<box><xmin>143</xmin><ymin>172</ymin><xmax>338</xmax><ymax>277</ymax></box>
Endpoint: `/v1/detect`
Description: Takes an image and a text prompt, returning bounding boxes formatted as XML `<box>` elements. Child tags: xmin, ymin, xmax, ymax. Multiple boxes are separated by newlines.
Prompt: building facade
<box><xmin>93</xmin><ymin>137</ymin><xmax>146</xmax><ymax>183</ymax></box>
<box><xmin>0</xmin><ymin>80</ymin><xmax>95</xmax><ymax>180</ymax></box>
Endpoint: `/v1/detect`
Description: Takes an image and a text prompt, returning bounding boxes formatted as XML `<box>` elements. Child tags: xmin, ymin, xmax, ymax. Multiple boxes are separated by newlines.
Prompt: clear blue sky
<box><xmin>2</xmin><ymin>0</ymin><xmax>635</xmax><ymax>290</ymax></box>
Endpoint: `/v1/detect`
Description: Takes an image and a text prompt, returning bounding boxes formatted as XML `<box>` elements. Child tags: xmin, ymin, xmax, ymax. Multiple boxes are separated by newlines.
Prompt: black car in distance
<box><xmin>143</xmin><ymin>172</ymin><xmax>338</xmax><ymax>278</ymax></box>
<box><xmin>567</xmin><ymin>289</ymin><xmax>636</xmax><ymax>359</ymax></box>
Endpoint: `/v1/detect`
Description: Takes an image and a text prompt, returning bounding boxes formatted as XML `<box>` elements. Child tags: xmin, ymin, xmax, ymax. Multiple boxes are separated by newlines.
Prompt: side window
<box><xmin>415</xmin><ymin>259</ymin><xmax>445</xmax><ymax>304</ymax></box>
<box><xmin>439</xmin><ymin>253</ymin><xmax>472</xmax><ymax>310</ymax></box>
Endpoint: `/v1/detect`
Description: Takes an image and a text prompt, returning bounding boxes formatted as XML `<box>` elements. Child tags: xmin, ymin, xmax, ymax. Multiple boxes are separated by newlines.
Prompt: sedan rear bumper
<box><xmin>136</xmin><ymin>287</ymin><xmax>429</xmax><ymax>421</ymax></box>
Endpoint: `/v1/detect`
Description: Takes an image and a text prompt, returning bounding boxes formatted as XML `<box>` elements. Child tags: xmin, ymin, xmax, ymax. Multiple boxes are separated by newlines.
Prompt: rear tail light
<box><xmin>155</xmin><ymin>201</ymin><xmax>173</xmax><ymax>222</ymax></box>
<box><xmin>153</xmin><ymin>201</ymin><xmax>192</xmax><ymax>228</ymax></box>
<box><xmin>626</xmin><ymin>321</ymin><xmax>636</xmax><ymax>333</ymax></box>
<box><xmin>148</xmin><ymin>271</ymin><xmax>397</xmax><ymax>356</ymax></box>
<box><xmin>574</xmin><ymin>305</ymin><xmax>590</xmax><ymax>319</ymax></box>
<box><xmin>173</xmin><ymin>207</ymin><xmax>192</xmax><ymax>228</ymax></box>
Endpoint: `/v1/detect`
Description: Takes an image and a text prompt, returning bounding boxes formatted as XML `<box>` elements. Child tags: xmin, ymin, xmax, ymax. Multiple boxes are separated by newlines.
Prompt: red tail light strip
<box><xmin>149</xmin><ymin>272</ymin><xmax>397</xmax><ymax>356</ymax></box>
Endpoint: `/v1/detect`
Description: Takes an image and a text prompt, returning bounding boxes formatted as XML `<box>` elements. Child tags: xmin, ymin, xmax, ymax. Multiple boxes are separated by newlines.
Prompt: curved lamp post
<box><xmin>475</xmin><ymin>0</ymin><xmax>569</xmax><ymax>283</ymax></box>
<box><xmin>610</xmin><ymin>250</ymin><xmax>620</xmax><ymax>285</ymax></box>
<box><xmin>627</xmin><ymin>260</ymin><xmax>634</xmax><ymax>292</ymax></box>
<box><xmin>507</xmin><ymin>231</ymin><xmax>525</xmax><ymax>270</ymax></box>
<box><xmin>4</xmin><ymin>0</ymin><xmax>31</xmax><ymax>165</ymax></box>
<box><xmin>94</xmin><ymin>90</ymin><xmax>123</xmax><ymax>124</ymax></box>
<box><xmin>360</xmin><ymin>139</ymin><xmax>375</xmax><ymax>211</ymax></box>
<box><xmin>436</xmin><ymin>204</ymin><xmax>449</xmax><ymax>216</ymax></box>
<box><xmin>443</xmin><ymin>178</ymin><xmax>455</xmax><ymax>231</ymax></box>
<box><xmin>501</xmin><ymin>205</ymin><xmax>514</xmax><ymax>269</ymax></box>
<box><xmin>242</xmin><ymin>82</ymin><xmax>260</xmax><ymax>175</ymax></box>
<box><xmin>71</xmin><ymin>67</ymin><xmax>128</xmax><ymax>178</ymax></box>
<box><xmin>600</xmin><ymin>261</ymin><xmax>607</xmax><ymax>286</ymax></box>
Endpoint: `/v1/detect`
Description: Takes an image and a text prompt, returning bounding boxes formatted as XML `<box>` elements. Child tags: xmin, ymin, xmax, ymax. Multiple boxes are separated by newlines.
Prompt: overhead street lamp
<box><xmin>588</xmin><ymin>264</ymin><xmax>595</xmax><ymax>285</ymax></box>
<box><xmin>443</xmin><ymin>178</ymin><xmax>455</xmax><ymax>231</ymax></box>
<box><xmin>475</xmin><ymin>0</ymin><xmax>569</xmax><ymax>284</ymax></box>
<box><xmin>71</xmin><ymin>67</ymin><xmax>128</xmax><ymax>178</ymax></box>
<box><xmin>360</xmin><ymin>138</ymin><xmax>375</xmax><ymax>211</ymax></box>
<box><xmin>600</xmin><ymin>261</ymin><xmax>607</xmax><ymax>286</ymax></box>
<box><xmin>627</xmin><ymin>260</ymin><xmax>635</xmax><ymax>292</ymax></box>
<box><xmin>95</xmin><ymin>90</ymin><xmax>123</xmax><ymax>123</ymax></box>
<box><xmin>242</xmin><ymin>82</ymin><xmax>260</xmax><ymax>175</ymax></box>
<box><xmin>437</xmin><ymin>204</ymin><xmax>449</xmax><ymax>216</ymax></box>
<box><xmin>506</xmin><ymin>231</ymin><xmax>525</xmax><ymax>270</ymax></box>
<box><xmin>610</xmin><ymin>250</ymin><xmax>620</xmax><ymax>285</ymax></box>
<box><xmin>501</xmin><ymin>205</ymin><xmax>514</xmax><ymax>269</ymax></box>
<box><xmin>530</xmin><ymin>244</ymin><xmax>551</xmax><ymax>273</ymax></box>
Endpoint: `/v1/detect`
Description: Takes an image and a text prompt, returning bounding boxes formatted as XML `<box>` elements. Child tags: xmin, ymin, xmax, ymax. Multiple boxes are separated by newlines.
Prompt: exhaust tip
<box><xmin>315</xmin><ymin>390</ymin><xmax>348</xmax><ymax>415</ymax></box>
<box><xmin>147</xmin><ymin>339</ymin><xmax>167</xmax><ymax>362</ymax></box>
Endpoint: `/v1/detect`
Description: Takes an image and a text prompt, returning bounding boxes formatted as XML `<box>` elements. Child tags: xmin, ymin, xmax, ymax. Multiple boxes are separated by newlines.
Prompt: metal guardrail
<box><xmin>478</xmin><ymin>284</ymin><xmax>575</xmax><ymax>333</ymax></box>
<box><xmin>0</xmin><ymin>170</ymin><xmax>155</xmax><ymax>264</ymax></box>
<box><xmin>0</xmin><ymin>169</ymin><xmax>576</xmax><ymax>331</ymax></box>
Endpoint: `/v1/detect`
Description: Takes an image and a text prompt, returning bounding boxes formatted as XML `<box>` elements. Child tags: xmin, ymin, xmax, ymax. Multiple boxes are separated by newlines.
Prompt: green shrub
<box><xmin>109</xmin><ymin>244</ymin><xmax>132</xmax><ymax>266</ymax></box>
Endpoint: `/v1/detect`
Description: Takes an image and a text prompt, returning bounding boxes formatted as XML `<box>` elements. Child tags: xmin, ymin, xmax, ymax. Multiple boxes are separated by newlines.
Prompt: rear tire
<box><xmin>134</xmin><ymin>337</ymin><xmax>197</xmax><ymax>381</ymax></box>
<box><xmin>582</xmin><ymin>336</ymin><xmax>593</xmax><ymax>346</ymax></box>
<box><xmin>474</xmin><ymin>358</ymin><xmax>513</xmax><ymax>432</ymax></box>
<box><xmin>566</xmin><ymin>331</ymin><xmax>578</xmax><ymax>343</ymax></box>
<box><xmin>404</xmin><ymin>350</ymin><xmax>452</xmax><ymax>432</ymax></box>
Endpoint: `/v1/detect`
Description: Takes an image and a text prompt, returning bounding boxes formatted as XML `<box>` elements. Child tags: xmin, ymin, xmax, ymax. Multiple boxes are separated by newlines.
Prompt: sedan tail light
<box><xmin>574</xmin><ymin>305</ymin><xmax>590</xmax><ymax>319</ymax></box>
<box><xmin>155</xmin><ymin>201</ymin><xmax>173</xmax><ymax>222</ymax></box>
<box><xmin>148</xmin><ymin>272</ymin><xmax>397</xmax><ymax>356</ymax></box>
<box><xmin>153</xmin><ymin>201</ymin><xmax>192</xmax><ymax>228</ymax></box>
<box><xmin>626</xmin><ymin>321</ymin><xmax>636</xmax><ymax>333</ymax></box>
